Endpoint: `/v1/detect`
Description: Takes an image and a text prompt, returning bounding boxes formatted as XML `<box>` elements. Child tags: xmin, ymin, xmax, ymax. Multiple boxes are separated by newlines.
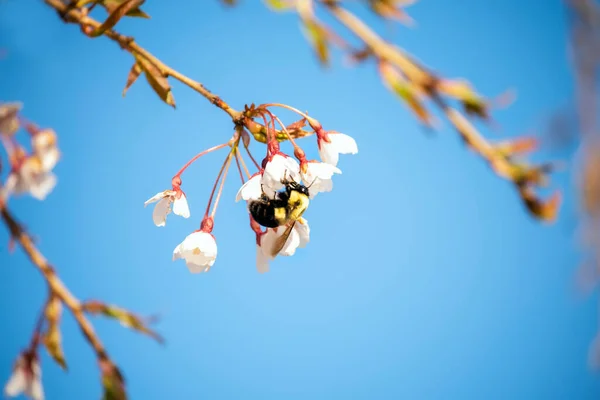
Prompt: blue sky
<box><xmin>0</xmin><ymin>0</ymin><xmax>596</xmax><ymax>399</ymax></box>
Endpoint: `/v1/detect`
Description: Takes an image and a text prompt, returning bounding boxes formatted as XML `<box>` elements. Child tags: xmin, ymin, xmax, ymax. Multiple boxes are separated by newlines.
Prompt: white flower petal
<box><xmin>185</xmin><ymin>261</ymin><xmax>211</xmax><ymax>274</ymax></box>
<box><xmin>296</xmin><ymin>219</ymin><xmax>310</xmax><ymax>248</ymax></box>
<box><xmin>152</xmin><ymin>197</ymin><xmax>172</xmax><ymax>227</ymax></box>
<box><xmin>263</xmin><ymin>154</ymin><xmax>301</xmax><ymax>191</ymax></box>
<box><xmin>318</xmin><ymin>143</ymin><xmax>339</xmax><ymax>166</ymax></box>
<box><xmin>259</xmin><ymin>230</ymin><xmax>278</xmax><ymax>257</ymax></box>
<box><xmin>39</xmin><ymin>148</ymin><xmax>60</xmax><ymax>172</ymax></box>
<box><xmin>172</xmin><ymin>242</ymin><xmax>183</xmax><ymax>261</ymax></box>
<box><xmin>301</xmin><ymin>161</ymin><xmax>341</xmax><ymax>197</ymax></box>
<box><xmin>236</xmin><ymin>174</ymin><xmax>263</xmax><ymax>202</ymax></box>
<box><xmin>279</xmin><ymin>227</ymin><xmax>300</xmax><ymax>256</ymax></box>
<box><xmin>255</xmin><ymin>244</ymin><xmax>271</xmax><ymax>274</ymax></box>
<box><xmin>3</xmin><ymin>174</ymin><xmax>17</xmax><ymax>197</ymax></box>
<box><xmin>318</xmin><ymin>133</ymin><xmax>358</xmax><ymax>166</ymax></box>
<box><xmin>29</xmin><ymin>173</ymin><xmax>56</xmax><ymax>201</ymax></box>
<box><xmin>329</xmin><ymin>133</ymin><xmax>358</xmax><ymax>155</ymax></box>
<box><xmin>173</xmin><ymin>231</ymin><xmax>218</xmax><ymax>273</ymax></box>
<box><xmin>312</xmin><ymin>179</ymin><xmax>333</xmax><ymax>198</ymax></box>
<box><xmin>25</xmin><ymin>378</ymin><xmax>44</xmax><ymax>400</ymax></box>
<box><xmin>307</xmin><ymin>162</ymin><xmax>341</xmax><ymax>180</ymax></box>
<box><xmin>172</xmin><ymin>194</ymin><xmax>190</xmax><ymax>218</ymax></box>
<box><xmin>144</xmin><ymin>190</ymin><xmax>174</xmax><ymax>207</ymax></box>
<box><xmin>4</xmin><ymin>368</ymin><xmax>26</xmax><ymax>397</ymax></box>
<box><xmin>32</xmin><ymin>129</ymin><xmax>56</xmax><ymax>151</ymax></box>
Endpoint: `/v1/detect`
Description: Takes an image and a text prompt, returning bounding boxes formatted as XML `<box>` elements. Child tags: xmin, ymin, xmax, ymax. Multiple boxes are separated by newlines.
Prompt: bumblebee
<box><xmin>249</xmin><ymin>178</ymin><xmax>311</xmax><ymax>257</ymax></box>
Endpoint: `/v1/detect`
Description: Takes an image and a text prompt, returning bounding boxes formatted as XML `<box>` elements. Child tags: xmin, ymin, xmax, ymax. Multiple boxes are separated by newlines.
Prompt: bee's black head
<box><xmin>284</xmin><ymin>180</ymin><xmax>310</xmax><ymax>197</ymax></box>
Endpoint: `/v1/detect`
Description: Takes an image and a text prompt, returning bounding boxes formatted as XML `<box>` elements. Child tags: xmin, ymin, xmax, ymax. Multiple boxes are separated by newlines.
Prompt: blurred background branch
<box><xmin>564</xmin><ymin>0</ymin><xmax>600</xmax><ymax>369</ymax></box>
<box><xmin>261</xmin><ymin>0</ymin><xmax>562</xmax><ymax>222</ymax></box>
<box><xmin>0</xmin><ymin>105</ymin><xmax>161</xmax><ymax>400</ymax></box>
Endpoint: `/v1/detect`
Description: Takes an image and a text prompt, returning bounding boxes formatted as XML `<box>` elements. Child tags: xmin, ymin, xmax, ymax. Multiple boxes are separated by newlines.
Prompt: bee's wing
<box><xmin>269</xmin><ymin>220</ymin><xmax>296</xmax><ymax>258</ymax></box>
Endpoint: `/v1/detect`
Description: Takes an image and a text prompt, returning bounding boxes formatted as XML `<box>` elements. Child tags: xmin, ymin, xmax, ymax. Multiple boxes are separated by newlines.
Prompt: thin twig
<box><xmin>0</xmin><ymin>204</ymin><xmax>110</xmax><ymax>362</ymax></box>
<box><xmin>43</xmin><ymin>0</ymin><xmax>313</xmax><ymax>143</ymax></box>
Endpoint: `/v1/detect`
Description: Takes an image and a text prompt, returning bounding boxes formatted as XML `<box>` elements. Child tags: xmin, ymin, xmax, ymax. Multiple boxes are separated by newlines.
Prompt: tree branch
<box><xmin>43</xmin><ymin>0</ymin><xmax>314</xmax><ymax>143</ymax></box>
<box><xmin>0</xmin><ymin>203</ymin><xmax>110</xmax><ymax>360</ymax></box>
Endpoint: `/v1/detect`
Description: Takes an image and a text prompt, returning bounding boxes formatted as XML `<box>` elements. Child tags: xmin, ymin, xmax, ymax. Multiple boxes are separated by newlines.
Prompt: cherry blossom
<box><xmin>317</xmin><ymin>131</ymin><xmax>358</xmax><ymax>166</ymax></box>
<box><xmin>300</xmin><ymin>160</ymin><xmax>341</xmax><ymax>198</ymax></box>
<box><xmin>262</xmin><ymin>153</ymin><xmax>301</xmax><ymax>196</ymax></box>
<box><xmin>235</xmin><ymin>172</ymin><xmax>262</xmax><ymax>202</ymax></box>
<box><xmin>3</xmin><ymin>156</ymin><xmax>57</xmax><ymax>201</ymax></box>
<box><xmin>144</xmin><ymin>189</ymin><xmax>190</xmax><ymax>227</ymax></box>
<box><xmin>255</xmin><ymin>218</ymin><xmax>310</xmax><ymax>273</ymax></box>
<box><xmin>4</xmin><ymin>353</ymin><xmax>44</xmax><ymax>400</ymax></box>
<box><xmin>31</xmin><ymin>129</ymin><xmax>60</xmax><ymax>172</ymax></box>
<box><xmin>173</xmin><ymin>229</ymin><xmax>218</xmax><ymax>274</ymax></box>
<box><xmin>236</xmin><ymin>154</ymin><xmax>303</xmax><ymax>202</ymax></box>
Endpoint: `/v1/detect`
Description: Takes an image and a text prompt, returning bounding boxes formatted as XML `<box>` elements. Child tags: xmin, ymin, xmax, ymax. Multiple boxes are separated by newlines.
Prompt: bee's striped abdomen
<box><xmin>249</xmin><ymin>198</ymin><xmax>288</xmax><ymax>228</ymax></box>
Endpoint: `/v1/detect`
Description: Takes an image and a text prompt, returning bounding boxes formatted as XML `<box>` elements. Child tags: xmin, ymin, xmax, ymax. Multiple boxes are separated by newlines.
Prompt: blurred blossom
<box><xmin>4</xmin><ymin>353</ymin><xmax>44</xmax><ymax>400</ymax></box>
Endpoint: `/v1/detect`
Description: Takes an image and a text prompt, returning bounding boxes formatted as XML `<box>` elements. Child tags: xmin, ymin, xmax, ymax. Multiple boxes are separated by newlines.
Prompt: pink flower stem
<box><xmin>262</xmin><ymin>103</ymin><xmax>316</xmax><ymax>125</ymax></box>
<box><xmin>234</xmin><ymin>150</ymin><xmax>245</xmax><ymax>183</ymax></box>
<box><xmin>173</xmin><ymin>142</ymin><xmax>229</xmax><ymax>179</ymax></box>
<box><xmin>243</xmin><ymin>142</ymin><xmax>261</xmax><ymax>170</ymax></box>
<box><xmin>210</xmin><ymin>152</ymin><xmax>233</xmax><ymax>219</ymax></box>
<box><xmin>29</xmin><ymin>298</ymin><xmax>49</xmax><ymax>351</ymax></box>
<box><xmin>203</xmin><ymin>138</ymin><xmax>239</xmax><ymax>217</ymax></box>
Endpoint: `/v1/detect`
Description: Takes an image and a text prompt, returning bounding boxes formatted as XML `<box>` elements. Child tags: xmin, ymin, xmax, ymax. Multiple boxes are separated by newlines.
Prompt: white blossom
<box><xmin>301</xmin><ymin>161</ymin><xmax>341</xmax><ymax>198</ymax></box>
<box><xmin>3</xmin><ymin>157</ymin><xmax>57</xmax><ymax>201</ymax></box>
<box><xmin>262</xmin><ymin>153</ymin><xmax>301</xmax><ymax>195</ymax></box>
<box><xmin>256</xmin><ymin>218</ymin><xmax>310</xmax><ymax>273</ymax></box>
<box><xmin>31</xmin><ymin>130</ymin><xmax>60</xmax><ymax>172</ymax></box>
<box><xmin>235</xmin><ymin>154</ymin><xmax>303</xmax><ymax>202</ymax></box>
<box><xmin>4</xmin><ymin>355</ymin><xmax>44</xmax><ymax>400</ymax></box>
<box><xmin>318</xmin><ymin>132</ymin><xmax>358</xmax><ymax>166</ymax></box>
<box><xmin>173</xmin><ymin>231</ymin><xmax>218</xmax><ymax>273</ymax></box>
<box><xmin>144</xmin><ymin>189</ymin><xmax>190</xmax><ymax>227</ymax></box>
<box><xmin>235</xmin><ymin>173</ymin><xmax>262</xmax><ymax>202</ymax></box>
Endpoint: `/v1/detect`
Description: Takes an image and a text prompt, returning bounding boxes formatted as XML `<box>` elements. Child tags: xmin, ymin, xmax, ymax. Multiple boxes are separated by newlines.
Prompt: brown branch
<box><xmin>0</xmin><ymin>203</ymin><xmax>110</xmax><ymax>362</ymax></box>
<box><xmin>322</xmin><ymin>3</ymin><xmax>513</xmax><ymax>177</ymax></box>
<box><xmin>46</xmin><ymin>0</ymin><xmax>239</xmax><ymax>119</ymax></box>
<box><xmin>43</xmin><ymin>0</ymin><xmax>314</xmax><ymax>143</ymax></box>
<box><xmin>310</xmin><ymin>1</ymin><xmax>560</xmax><ymax>221</ymax></box>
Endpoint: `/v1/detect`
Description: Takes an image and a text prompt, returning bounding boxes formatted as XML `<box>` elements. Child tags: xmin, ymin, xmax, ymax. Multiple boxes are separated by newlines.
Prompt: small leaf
<box><xmin>379</xmin><ymin>61</ymin><xmax>434</xmax><ymax>126</ymax></box>
<box><xmin>494</xmin><ymin>137</ymin><xmax>539</xmax><ymax>157</ymax></box>
<box><xmin>84</xmin><ymin>301</ymin><xmax>164</xmax><ymax>343</ymax></box>
<box><xmin>462</xmin><ymin>95</ymin><xmax>490</xmax><ymax>120</ymax></box>
<box><xmin>301</xmin><ymin>20</ymin><xmax>330</xmax><ymax>66</ymax></box>
<box><xmin>122</xmin><ymin>63</ymin><xmax>142</xmax><ymax>97</ymax></box>
<box><xmin>90</xmin><ymin>0</ymin><xmax>145</xmax><ymax>37</ymax></box>
<box><xmin>286</xmin><ymin>117</ymin><xmax>307</xmax><ymax>132</ymax></box>
<box><xmin>519</xmin><ymin>186</ymin><xmax>562</xmax><ymax>222</ymax></box>
<box><xmin>74</xmin><ymin>0</ymin><xmax>98</xmax><ymax>7</ymax></box>
<box><xmin>346</xmin><ymin>47</ymin><xmax>374</xmax><ymax>65</ymax></box>
<box><xmin>0</xmin><ymin>102</ymin><xmax>22</xmax><ymax>136</ymax></box>
<box><xmin>369</xmin><ymin>0</ymin><xmax>416</xmax><ymax>25</ymax></box>
<box><xmin>264</xmin><ymin>0</ymin><xmax>295</xmax><ymax>11</ymax></box>
<box><xmin>43</xmin><ymin>296</ymin><xmax>67</xmax><ymax>370</ymax></box>
<box><xmin>100</xmin><ymin>360</ymin><xmax>127</xmax><ymax>400</ymax></box>
<box><xmin>133</xmin><ymin>53</ymin><xmax>176</xmax><ymax>108</ymax></box>
<box><xmin>100</xmin><ymin>0</ymin><xmax>150</xmax><ymax>18</ymax></box>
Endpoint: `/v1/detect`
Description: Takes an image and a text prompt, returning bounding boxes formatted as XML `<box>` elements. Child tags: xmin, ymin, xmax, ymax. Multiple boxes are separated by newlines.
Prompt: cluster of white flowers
<box><xmin>145</xmin><ymin>123</ymin><xmax>357</xmax><ymax>275</ymax></box>
<box><xmin>4</xmin><ymin>353</ymin><xmax>44</xmax><ymax>400</ymax></box>
<box><xmin>0</xmin><ymin>123</ymin><xmax>61</xmax><ymax>203</ymax></box>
